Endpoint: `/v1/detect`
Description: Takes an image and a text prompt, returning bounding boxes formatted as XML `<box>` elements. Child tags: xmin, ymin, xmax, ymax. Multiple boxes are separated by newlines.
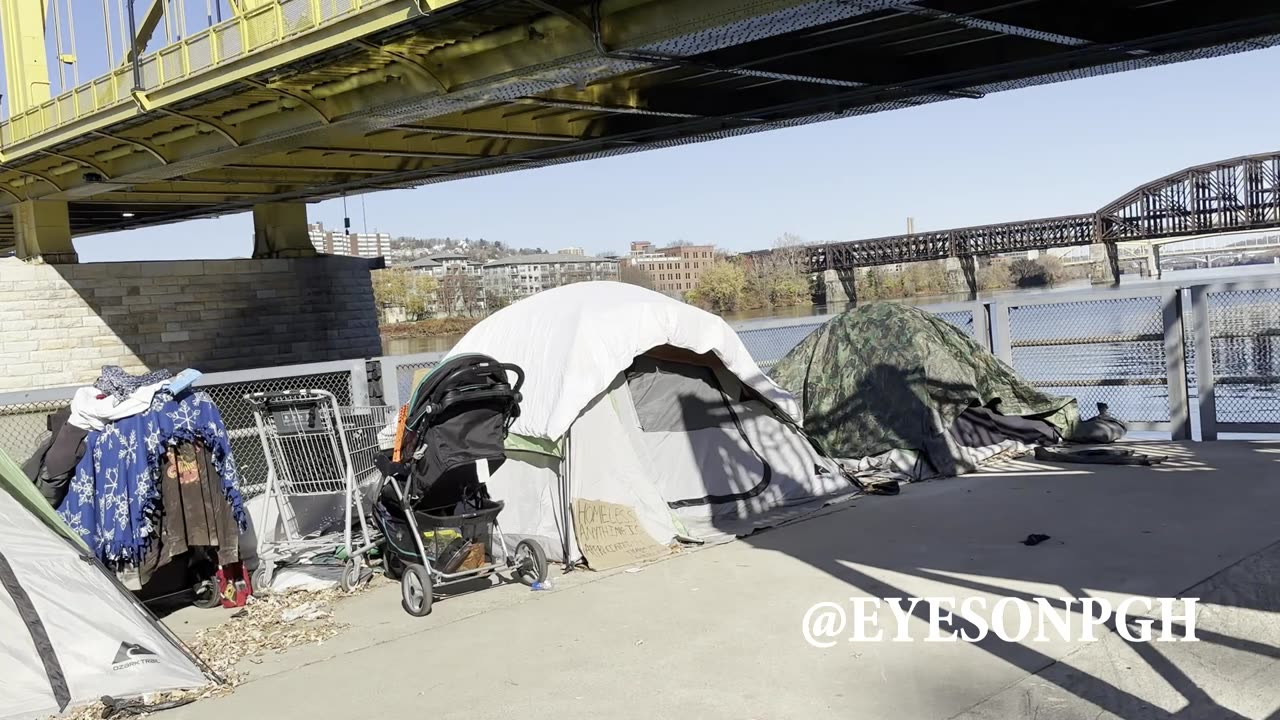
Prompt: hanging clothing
<box><xmin>68</xmin><ymin>380</ymin><xmax>171</xmax><ymax>432</ymax></box>
<box><xmin>59</xmin><ymin>391</ymin><xmax>247</xmax><ymax>569</ymax></box>
<box><xmin>136</xmin><ymin>442</ymin><xmax>242</xmax><ymax>586</ymax></box>
<box><xmin>21</xmin><ymin>408</ymin><xmax>88</xmax><ymax>508</ymax></box>
<box><xmin>93</xmin><ymin>365</ymin><xmax>174</xmax><ymax>403</ymax></box>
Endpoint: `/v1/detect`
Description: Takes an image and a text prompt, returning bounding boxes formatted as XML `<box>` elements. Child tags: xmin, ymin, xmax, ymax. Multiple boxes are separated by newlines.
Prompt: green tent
<box><xmin>770</xmin><ymin>303</ymin><xmax>1078</xmax><ymax>477</ymax></box>
<box><xmin>0</xmin><ymin>447</ymin><xmax>85</xmax><ymax>549</ymax></box>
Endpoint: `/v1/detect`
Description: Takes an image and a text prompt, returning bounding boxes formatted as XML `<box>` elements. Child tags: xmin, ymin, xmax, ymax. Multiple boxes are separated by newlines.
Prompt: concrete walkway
<box><xmin>167</xmin><ymin>441</ymin><xmax>1280</xmax><ymax>720</ymax></box>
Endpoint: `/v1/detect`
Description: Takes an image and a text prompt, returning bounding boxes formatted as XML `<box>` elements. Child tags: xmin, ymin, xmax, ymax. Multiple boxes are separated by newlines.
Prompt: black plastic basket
<box><xmin>414</xmin><ymin>499</ymin><xmax>503</xmax><ymax>558</ymax></box>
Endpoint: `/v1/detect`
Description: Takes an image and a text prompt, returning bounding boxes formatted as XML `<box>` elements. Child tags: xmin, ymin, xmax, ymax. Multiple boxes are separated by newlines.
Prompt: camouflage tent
<box><xmin>771</xmin><ymin>303</ymin><xmax>1078</xmax><ymax>478</ymax></box>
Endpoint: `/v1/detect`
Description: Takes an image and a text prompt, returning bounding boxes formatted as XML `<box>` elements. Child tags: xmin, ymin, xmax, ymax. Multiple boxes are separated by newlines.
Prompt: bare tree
<box><xmin>742</xmin><ymin>233</ymin><xmax>812</xmax><ymax>308</ymax></box>
<box><xmin>436</xmin><ymin>269</ymin><xmax>486</xmax><ymax>317</ymax></box>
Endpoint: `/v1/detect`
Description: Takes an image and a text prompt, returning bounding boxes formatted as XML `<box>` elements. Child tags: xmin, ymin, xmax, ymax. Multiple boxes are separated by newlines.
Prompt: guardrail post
<box><xmin>990</xmin><ymin>302</ymin><xmax>1013</xmax><ymax>364</ymax></box>
<box><xmin>1162</xmin><ymin>287</ymin><xmax>1192</xmax><ymax>441</ymax></box>
<box><xmin>972</xmin><ymin>301</ymin><xmax>992</xmax><ymax>352</ymax></box>
<box><xmin>377</xmin><ymin>356</ymin><xmax>401</xmax><ymax>409</ymax></box>
<box><xmin>1190</xmin><ymin>285</ymin><xmax>1218</xmax><ymax>440</ymax></box>
<box><xmin>349</xmin><ymin>359</ymin><xmax>370</xmax><ymax>406</ymax></box>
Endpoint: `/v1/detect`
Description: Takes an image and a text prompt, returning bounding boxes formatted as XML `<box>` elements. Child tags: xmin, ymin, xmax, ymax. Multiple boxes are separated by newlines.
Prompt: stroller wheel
<box><xmin>401</xmin><ymin>564</ymin><xmax>433</xmax><ymax>617</ymax></box>
<box><xmin>339</xmin><ymin>558</ymin><xmax>363</xmax><ymax>593</ymax></box>
<box><xmin>513</xmin><ymin>540</ymin><xmax>548</xmax><ymax>587</ymax></box>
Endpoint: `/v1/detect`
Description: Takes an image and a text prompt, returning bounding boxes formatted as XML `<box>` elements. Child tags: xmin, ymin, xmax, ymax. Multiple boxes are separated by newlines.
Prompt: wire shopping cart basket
<box><xmin>245</xmin><ymin>389</ymin><xmax>393</xmax><ymax>592</ymax></box>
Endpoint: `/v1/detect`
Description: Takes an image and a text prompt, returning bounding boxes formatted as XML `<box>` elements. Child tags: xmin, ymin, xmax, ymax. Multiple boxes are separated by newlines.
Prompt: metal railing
<box><xmin>0</xmin><ymin>0</ymin><xmax>394</xmax><ymax>147</ymax></box>
<box><xmin>732</xmin><ymin>300</ymin><xmax>987</xmax><ymax>373</ymax></box>
<box><xmin>990</xmin><ymin>287</ymin><xmax>1190</xmax><ymax>438</ymax></box>
<box><xmin>1</xmin><ymin>276</ymin><xmax>1277</xmax><ymax>499</ymax></box>
<box><xmin>0</xmin><ymin>353</ymin><xmax>445</xmax><ymax>498</ymax></box>
<box><xmin>1189</xmin><ymin>280</ymin><xmax>1280</xmax><ymax>439</ymax></box>
<box><xmin>734</xmin><ymin>279</ymin><xmax>1280</xmax><ymax>440</ymax></box>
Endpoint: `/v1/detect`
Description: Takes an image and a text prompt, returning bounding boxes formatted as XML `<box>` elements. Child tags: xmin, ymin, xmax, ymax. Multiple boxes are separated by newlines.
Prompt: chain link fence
<box><xmin>735</xmin><ymin>321</ymin><xmax>827</xmax><ymax>373</ymax></box>
<box><xmin>0</xmin><ymin>369</ymin><xmax>357</xmax><ymax>500</ymax></box>
<box><xmin>734</xmin><ymin>305</ymin><xmax>978</xmax><ymax>372</ymax></box>
<box><xmin>1205</xmin><ymin>287</ymin><xmax>1280</xmax><ymax>426</ymax></box>
<box><xmin>0</xmin><ymin>398</ymin><xmax>74</xmax><ymax>473</ymax></box>
<box><xmin>395</xmin><ymin>358</ymin><xmax>445</xmax><ymax>406</ymax></box>
<box><xmin>1004</xmin><ymin>295</ymin><xmax>1171</xmax><ymax>423</ymax></box>
<box><xmin>197</xmin><ymin>371</ymin><xmax>355</xmax><ymax>497</ymax></box>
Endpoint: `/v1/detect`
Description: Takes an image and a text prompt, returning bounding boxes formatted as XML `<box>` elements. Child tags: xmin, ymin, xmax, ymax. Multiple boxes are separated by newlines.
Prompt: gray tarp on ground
<box><xmin>770</xmin><ymin>303</ymin><xmax>1079</xmax><ymax>477</ymax></box>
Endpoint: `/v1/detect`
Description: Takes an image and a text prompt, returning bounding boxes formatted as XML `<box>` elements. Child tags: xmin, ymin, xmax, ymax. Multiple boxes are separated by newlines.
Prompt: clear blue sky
<box><xmin>11</xmin><ymin>7</ymin><xmax>1277</xmax><ymax>261</ymax></box>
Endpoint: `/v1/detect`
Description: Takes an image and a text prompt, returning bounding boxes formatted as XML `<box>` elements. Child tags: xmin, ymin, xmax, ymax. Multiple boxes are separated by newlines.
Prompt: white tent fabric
<box><xmin>485</xmin><ymin>379</ymin><xmax>686</xmax><ymax>563</ymax></box>
<box><xmin>446</xmin><ymin>281</ymin><xmax>799</xmax><ymax>440</ymax></box>
<box><xmin>454</xmin><ymin>282</ymin><xmax>859</xmax><ymax>565</ymax></box>
<box><xmin>638</xmin><ymin>400</ymin><xmax>853</xmax><ymax>537</ymax></box>
<box><xmin>0</xmin><ymin>477</ymin><xmax>208</xmax><ymax>719</ymax></box>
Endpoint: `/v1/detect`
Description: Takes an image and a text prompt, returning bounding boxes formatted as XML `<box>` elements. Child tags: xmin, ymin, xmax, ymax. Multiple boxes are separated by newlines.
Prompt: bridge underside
<box><xmin>2</xmin><ymin>0</ymin><xmax>1280</xmax><ymax>251</ymax></box>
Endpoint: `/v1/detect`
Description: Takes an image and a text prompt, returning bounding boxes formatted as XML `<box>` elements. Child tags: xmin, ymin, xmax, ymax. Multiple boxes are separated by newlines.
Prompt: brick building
<box><xmin>625</xmin><ymin>241</ymin><xmax>716</xmax><ymax>296</ymax></box>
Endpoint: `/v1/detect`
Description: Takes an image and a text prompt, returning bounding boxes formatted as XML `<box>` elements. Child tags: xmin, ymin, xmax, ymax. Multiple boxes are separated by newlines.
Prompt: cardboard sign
<box><xmin>572</xmin><ymin>499</ymin><xmax>670</xmax><ymax>571</ymax></box>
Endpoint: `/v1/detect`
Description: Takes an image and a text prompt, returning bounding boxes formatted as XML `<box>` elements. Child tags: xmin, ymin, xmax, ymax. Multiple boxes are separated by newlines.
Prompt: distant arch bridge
<box><xmin>804</xmin><ymin>150</ymin><xmax>1280</xmax><ymax>299</ymax></box>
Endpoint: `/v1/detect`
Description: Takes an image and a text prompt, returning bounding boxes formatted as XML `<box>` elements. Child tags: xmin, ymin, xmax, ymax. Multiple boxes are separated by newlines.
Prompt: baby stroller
<box><xmin>372</xmin><ymin>353</ymin><xmax>548</xmax><ymax>616</ymax></box>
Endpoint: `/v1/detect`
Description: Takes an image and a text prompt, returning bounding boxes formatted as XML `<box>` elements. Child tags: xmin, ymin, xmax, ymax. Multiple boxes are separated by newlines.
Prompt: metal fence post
<box><xmin>348</xmin><ymin>359</ymin><xmax>370</xmax><ymax>406</ymax></box>
<box><xmin>1162</xmin><ymin>287</ymin><xmax>1192</xmax><ymax>441</ymax></box>
<box><xmin>989</xmin><ymin>301</ymin><xmax>1013</xmax><ymax>364</ymax></box>
<box><xmin>378</xmin><ymin>356</ymin><xmax>401</xmax><ymax>409</ymax></box>
<box><xmin>1190</xmin><ymin>285</ymin><xmax>1218</xmax><ymax>441</ymax></box>
<box><xmin>972</xmin><ymin>301</ymin><xmax>993</xmax><ymax>352</ymax></box>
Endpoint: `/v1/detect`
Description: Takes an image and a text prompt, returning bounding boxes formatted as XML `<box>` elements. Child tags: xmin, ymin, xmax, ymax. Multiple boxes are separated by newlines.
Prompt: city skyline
<box><xmin>72</xmin><ymin>44</ymin><xmax>1280</xmax><ymax>263</ymax></box>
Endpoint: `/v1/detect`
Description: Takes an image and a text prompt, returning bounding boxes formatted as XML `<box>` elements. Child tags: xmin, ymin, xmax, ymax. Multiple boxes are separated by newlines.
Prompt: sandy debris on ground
<box><xmin>62</xmin><ymin>575</ymin><xmax>391</xmax><ymax>719</ymax></box>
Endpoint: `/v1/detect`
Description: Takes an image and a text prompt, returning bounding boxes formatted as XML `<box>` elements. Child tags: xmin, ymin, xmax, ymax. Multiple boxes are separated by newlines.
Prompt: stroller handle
<box><xmin>498</xmin><ymin>362</ymin><xmax>524</xmax><ymax>394</ymax></box>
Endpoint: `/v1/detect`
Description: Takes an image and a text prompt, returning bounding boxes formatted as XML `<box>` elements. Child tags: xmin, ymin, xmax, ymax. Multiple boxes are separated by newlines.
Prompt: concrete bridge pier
<box><xmin>1090</xmin><ymin>241</ymin><xmax>1121</xmax><ymax>286</ymax></box>
<box><xmin>1144</xmin><ymin>243</ymin><xmax>1163</xmax><ymax>279</ymax></box>
<box><xmin>822</xmin><ymin>268</ymin><xmax>856</xmax><ymax>306</ymax></box>
<box><xmin>943</xmin><ymin>256</ymin><xmax>978</xmax><ymax>299</ymax></box>
<box><xmin>958</xmin><ymin>255</ymin><xmax>977</xmax><ymax>300</ymax></box>
<box><xmin>251</xmin><ymin>202</ymin><xmax>318</xmax><ymax>258</ymax></box>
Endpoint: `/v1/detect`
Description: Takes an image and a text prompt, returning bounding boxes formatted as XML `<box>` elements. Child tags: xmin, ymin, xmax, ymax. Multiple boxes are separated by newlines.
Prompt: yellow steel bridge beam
<box><xmin>125</xmin><ymin>0</ymin><xmax>168</xmax><ymax>64</ymax></box>
<box><xmin>1</xmin><ymin>0</ymin><xmax>52</xmax><ymax>115</ymax></box>
<box><xmin>0</xmin><ymin>0</ymin><xmax>807</xmax><ymax>208</ymax></box>
<box><xmin>0</xmin><ymin>0</ymin><xmax>444</xmax><ymax>159</ymax></box>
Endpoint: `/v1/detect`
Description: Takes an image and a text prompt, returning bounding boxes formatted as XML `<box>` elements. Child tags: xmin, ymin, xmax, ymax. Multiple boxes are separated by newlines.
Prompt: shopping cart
<box><xmin>245</xmin><ymin>389</ymin><xmax>392</xmax><ymax>592</ymax></box>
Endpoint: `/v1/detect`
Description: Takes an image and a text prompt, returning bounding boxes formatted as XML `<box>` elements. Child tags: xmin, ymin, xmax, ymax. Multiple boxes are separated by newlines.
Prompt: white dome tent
<box><xmin>444</xmin><ymin>281</ymin><xmax>857</xmax><ymax>565</ymax></box>
<box><xmin>0</xmin><ymin>449</ymin><xmax>211</xmax><ymax>720</ymax></box>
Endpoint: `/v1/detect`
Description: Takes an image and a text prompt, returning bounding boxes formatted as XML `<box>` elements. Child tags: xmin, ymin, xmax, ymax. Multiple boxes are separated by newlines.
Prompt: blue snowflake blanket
<box><xmin>60</xmin><ymin>390</ymin><xmax>248</xmax><ymax>568</ymax></box>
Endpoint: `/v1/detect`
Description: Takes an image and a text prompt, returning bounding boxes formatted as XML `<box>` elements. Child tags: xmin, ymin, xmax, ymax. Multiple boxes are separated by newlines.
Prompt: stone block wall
<box><xmin>0</xmin><ymin>256</ymin><xmax>381</xmax><ymax>392</ymax></box>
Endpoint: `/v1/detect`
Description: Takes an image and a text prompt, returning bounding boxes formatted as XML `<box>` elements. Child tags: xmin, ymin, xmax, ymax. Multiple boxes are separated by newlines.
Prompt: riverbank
<box><xmin>380</xmin><ymin>317</ymin><xmax>482</xmax><ymax>339</ymax></box>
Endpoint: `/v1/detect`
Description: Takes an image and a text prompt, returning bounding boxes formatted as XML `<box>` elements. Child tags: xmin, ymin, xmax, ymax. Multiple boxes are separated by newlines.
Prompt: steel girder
<box><xmin>1098</xmin><ymin>151</ymin><xmax>1280</xmax><ymax>242</ymax></box>
<box><xmin>806</xmin><ymin>214</ymin><xmax>1096</xmax><ymax>272</ymax></box>
<box><xmin>808</xmin><ymin>151</ymin><xmax>1280</xmax><ymax>272</ymax></box>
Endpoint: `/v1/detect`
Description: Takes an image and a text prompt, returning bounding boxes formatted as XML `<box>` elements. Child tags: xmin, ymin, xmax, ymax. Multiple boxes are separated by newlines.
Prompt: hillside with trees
<box><xmin>389</xmin><ymin>236</ymin><xmax>549</xmax><ymax>263</ymax></box>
